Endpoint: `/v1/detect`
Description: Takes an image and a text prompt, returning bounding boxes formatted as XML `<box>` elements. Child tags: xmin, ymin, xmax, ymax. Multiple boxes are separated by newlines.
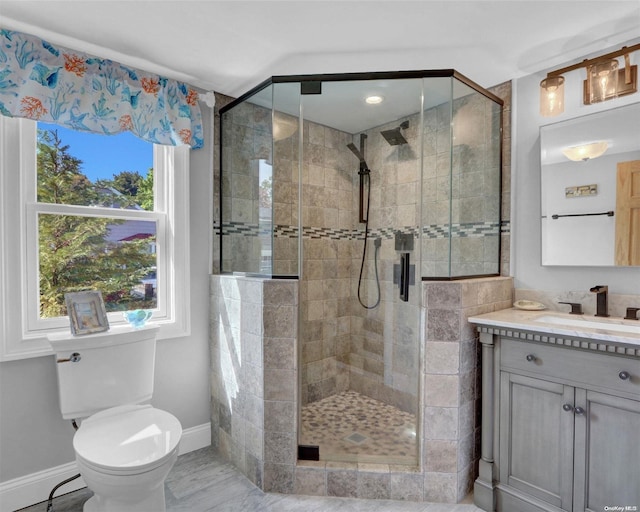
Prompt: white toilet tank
<box><xmin>48</xmin><ymin>325</ymin><xmax>160</xmax><ymax>420</ymax></box>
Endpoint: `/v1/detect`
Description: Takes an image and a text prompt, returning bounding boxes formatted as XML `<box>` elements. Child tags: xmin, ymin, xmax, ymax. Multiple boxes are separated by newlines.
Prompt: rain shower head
<box><xmin>381</xmin><ymin>120</ymin><xmax>409</xmax><ymax>146</ymax></box>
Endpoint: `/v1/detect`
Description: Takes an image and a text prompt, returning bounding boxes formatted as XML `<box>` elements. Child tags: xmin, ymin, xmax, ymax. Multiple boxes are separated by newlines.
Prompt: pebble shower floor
<box><xmin>300</xmin><ymin>390</ymin><xmax>418</xmax><ymax>465</ymax></box>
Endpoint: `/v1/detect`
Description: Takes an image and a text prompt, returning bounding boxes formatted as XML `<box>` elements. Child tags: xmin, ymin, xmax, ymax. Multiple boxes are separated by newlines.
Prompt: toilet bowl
<box><xmin>73</xmin><ymin>404</ymin><xmax>182</xmax><ymax>512</ymax></box>
<box><xmin>47</xmin><ymin>325</ymin><xmax>182</xmax><ymax>512</ymax></box>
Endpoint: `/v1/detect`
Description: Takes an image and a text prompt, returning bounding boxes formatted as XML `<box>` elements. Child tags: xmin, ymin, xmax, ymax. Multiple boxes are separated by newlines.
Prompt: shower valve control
<box><xmin>57</xmin><ymin>352</ymin><xmax>81</xmax><ymax>364</ymax></box>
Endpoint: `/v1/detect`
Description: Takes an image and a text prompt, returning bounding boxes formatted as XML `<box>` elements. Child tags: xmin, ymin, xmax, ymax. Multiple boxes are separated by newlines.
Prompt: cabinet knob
<box><xmin>526</xmin><ymin>354</ymin><xmax>536</xmax><ymax>362</ymax></box>
<box><xmin>562</xmin><ymin>403</ymin><xmax>573</xmax><ymax>412</ymax></box>
<box><xmin>619</xmin><ymin>371</ymin><xmax>631</xmax><ymax>381</ymax></box>
<box><xmin>574</xmin><ymin>406</ymin><xmax>585</xmax><ymax>415</ymax></box>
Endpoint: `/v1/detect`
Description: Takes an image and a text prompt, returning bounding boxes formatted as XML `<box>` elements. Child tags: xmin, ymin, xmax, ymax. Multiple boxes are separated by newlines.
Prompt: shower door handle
<box><xmin>400</xmin><ymin>252</ymin><xmax>410</xmax><ymax>302</ymax></box>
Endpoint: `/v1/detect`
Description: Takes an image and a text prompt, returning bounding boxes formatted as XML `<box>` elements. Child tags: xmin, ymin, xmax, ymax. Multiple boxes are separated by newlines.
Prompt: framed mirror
<box><xmin>540</xmin><ymin>102</ymin><xmax>640</xmax><ymax>266</ymax></box>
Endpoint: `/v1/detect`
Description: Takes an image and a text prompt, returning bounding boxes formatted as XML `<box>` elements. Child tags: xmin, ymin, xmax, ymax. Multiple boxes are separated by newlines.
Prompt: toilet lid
<box><xmin>73</xmin><ymin>404</ymin><xmax>182</xmax><ymax>469</ymax></box>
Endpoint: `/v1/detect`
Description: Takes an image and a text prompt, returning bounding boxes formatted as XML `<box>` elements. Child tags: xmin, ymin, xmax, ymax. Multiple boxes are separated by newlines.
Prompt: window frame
<box><xmin>0</xmin><ymin>116</ymin><xmax>190</xmax><ymax>361</ymax></box>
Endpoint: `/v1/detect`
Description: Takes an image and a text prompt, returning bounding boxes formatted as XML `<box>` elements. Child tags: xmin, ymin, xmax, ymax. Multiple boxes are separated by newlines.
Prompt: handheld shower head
<box><xmin>381</xmin><ymin>120</ymin><xmax>409</xmax><ymax>146</ymax></box>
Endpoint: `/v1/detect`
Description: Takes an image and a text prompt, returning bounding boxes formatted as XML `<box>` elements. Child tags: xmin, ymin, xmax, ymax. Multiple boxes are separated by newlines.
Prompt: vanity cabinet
<box><xmin>499</xmin><ymin>371</ymin><xmax>574</xmax><ymax>509</ymax></box>
<box><xmin>473</xmin><ymin>326</ymin><xmax>640</xmax><ymax>512</ymax></box>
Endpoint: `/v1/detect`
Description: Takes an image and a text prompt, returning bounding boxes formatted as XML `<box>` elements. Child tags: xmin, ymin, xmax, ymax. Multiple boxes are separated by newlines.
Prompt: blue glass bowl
<box><xmin>123</xmin><ymin>309</ymin><xmax>153</xmax><ymax>329</ymax></box>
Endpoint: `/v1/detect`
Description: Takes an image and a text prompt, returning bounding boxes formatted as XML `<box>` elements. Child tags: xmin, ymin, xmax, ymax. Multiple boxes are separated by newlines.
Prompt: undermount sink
<box><xmin>535</xmin><ymin>314</ymin><xmax>640</xmax><ymax>334</ymax></box>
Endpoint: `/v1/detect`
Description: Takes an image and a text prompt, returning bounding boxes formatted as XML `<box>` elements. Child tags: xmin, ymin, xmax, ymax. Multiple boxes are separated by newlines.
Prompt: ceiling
<box><xmin>1</xmin><ymin>0</ymin><xmax>639</xmax><ymax>103</ymax></box>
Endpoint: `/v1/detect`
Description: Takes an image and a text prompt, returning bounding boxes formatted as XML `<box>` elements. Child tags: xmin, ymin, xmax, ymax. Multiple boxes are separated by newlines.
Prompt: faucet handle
<box><xmin>559</xmin><ymin>302</ymin><xmax>583</xmax><ymax>315</ymax></box>
<box><xmin>624</xmin><ymin>307</ymin><xmax>640</xmax><ymax>320</ymax></box>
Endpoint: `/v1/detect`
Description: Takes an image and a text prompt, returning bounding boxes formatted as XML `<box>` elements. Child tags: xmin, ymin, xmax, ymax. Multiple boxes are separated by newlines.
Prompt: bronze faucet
<box><xmin>589</xmin><ymin>285</ymin><xmax>609</xmax><ymax>317</ymax></box>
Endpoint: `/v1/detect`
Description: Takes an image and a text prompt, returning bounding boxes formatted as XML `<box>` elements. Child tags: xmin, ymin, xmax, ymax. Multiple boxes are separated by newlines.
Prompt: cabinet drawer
<box><xmin>500</xmin><ymin>338</ymin><xmax>640</xmax><ymax>397</ymax></box>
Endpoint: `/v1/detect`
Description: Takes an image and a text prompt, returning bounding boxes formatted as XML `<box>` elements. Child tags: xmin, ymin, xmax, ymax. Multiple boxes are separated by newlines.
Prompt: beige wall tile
<box><xmin>424</xmin><ymin>374</ymin><xmax>459</xmax><ymax>407</ymax></box>
<box><xmin>265</xmin><ymin>369</ymin><xmax>296</xmax><ymax>401</ymax></box>
<box><xmin>425</xmin><ymin>440</ymin><xmax>458</xmax><ymax>472</ymax></box>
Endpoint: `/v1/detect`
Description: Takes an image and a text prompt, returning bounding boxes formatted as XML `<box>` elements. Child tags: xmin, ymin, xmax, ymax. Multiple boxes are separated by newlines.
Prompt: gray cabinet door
<box><xmin>573</xmin><ymin>389</ymin><xmax>640</xmax><ymax>512</ymax></box>
<box><xmin>499</xmin><ymin>372</ymin><xmax>575</xmax><ymax>510</ymax></box>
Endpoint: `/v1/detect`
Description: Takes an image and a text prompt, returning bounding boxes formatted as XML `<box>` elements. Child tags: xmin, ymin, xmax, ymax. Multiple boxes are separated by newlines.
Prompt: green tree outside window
<box><xmin>37</xmin><ymin>129</ymin><xmax>156</xmax><ymax>317</ymax></box>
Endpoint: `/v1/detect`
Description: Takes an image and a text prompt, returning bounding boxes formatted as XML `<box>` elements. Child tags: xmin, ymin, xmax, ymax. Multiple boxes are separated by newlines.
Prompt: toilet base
<box><xmin>83</xmin><ymin>486</ymin><xmax>167</xmax><ymax>512</ymax></box>
<box><xmin>77</xmin><ymin>446</ymin><xmax>178</xmax><ymax>512</ymax></box>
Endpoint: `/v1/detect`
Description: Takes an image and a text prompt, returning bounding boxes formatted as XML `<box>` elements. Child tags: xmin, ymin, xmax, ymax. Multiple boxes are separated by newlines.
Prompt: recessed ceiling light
<box><xmin>365</xmin><ymin>95</ymin><xmax>384</xmax><ymax>105</ymax></box>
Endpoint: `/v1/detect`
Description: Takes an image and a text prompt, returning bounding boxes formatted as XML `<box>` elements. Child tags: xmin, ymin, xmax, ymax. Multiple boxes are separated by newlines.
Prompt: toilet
<box><xmin>48</xmin><ymin>325</ymin><xmax>182</xmax><ymax>512</ymax></box>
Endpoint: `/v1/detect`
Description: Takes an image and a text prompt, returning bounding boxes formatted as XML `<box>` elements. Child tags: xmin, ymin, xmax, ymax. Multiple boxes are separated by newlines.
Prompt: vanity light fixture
<box><xmin>540</xmin><ymin>43</ymin><xmax>640</xmax><ymax>117</ymax></box>
<box><xmin>562</xmin><ymin>141</ymin><xmax>608</xmax><ymax>161</ymax></box>
<box><xmin>365</xmin><ymin>95</ymin><xmax>384</xmax><ymax>105</ymax></box>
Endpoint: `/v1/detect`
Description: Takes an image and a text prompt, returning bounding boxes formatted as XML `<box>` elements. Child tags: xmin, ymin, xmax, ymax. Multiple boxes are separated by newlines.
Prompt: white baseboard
<box><xmin>178</xmin><ymin>421</ymin><xmax>211</xmax><ymax>455</ymax></box>
<box><xmin>0</xmin><ymin>422</ymin><xmax>211</xmax><ymax>511</ymax></box>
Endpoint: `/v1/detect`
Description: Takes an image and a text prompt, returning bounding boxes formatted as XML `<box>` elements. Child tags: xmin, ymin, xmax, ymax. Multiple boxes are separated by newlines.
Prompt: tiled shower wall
<box><xmin>422</xmin><ymin>92</ymin><xmax>502</xmax><ymax>278</ymax></box>
<box><xmin>295</xmin><ymin>122</ymin><xmax>355</xmax><ymax>406</ymax></box>
<box><xmin>210</xmin><ymin>276</ymin><xmax>298</xmax><ymax>489</ymax></box>
<box><xmin>210</xmin><ymin>275</ymin><xmax>514</xmax><ymax>501</ymax></box>
<box><xmin>422</xmin><ymin>277</ymin><xmax>513</xmax><ymax>501</ymax></box>
<box><xmin>219</xmin><ymin>101</ymin><xmax>274</xmax><ymax>274</ymax></box>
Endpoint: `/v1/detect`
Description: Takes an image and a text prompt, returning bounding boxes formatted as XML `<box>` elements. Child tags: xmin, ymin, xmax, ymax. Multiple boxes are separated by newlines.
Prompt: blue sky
<box><xmin>38</xmin><ymin>122</ymin><xmax>153</xmax><ymax>182</ymax></box>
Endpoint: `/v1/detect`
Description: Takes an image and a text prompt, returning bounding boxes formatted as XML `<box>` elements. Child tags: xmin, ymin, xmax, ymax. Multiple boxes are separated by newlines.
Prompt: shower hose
<box><xmin>357</xmin><ymin>169</ymin><xmax>381</xmax><ymax>309</ymax></box>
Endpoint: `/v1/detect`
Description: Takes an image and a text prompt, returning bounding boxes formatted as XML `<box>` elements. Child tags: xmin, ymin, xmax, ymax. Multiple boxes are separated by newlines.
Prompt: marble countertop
<box><xmin>469</xmin><ymin>308</ymin><xmax>640</xmax><ymax>348</ymax></box>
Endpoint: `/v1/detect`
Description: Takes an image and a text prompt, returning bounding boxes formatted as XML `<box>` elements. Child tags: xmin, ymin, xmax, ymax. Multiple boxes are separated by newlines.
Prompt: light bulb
<box><xmin>540</xmin><ymin>76</ymin><xmax>565</xmax><ymax>117</ymax></box>
<box><xmin>588</xmin><ymin>60</ymin><xmax>619</xmax><ymax>103</ymax></box>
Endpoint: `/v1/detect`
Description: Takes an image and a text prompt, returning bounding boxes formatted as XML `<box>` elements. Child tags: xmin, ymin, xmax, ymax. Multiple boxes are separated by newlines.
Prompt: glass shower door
<box><xmin>297</xmin><ymin>78</ymin><xmax>424</xmax><ymax>465</ymax></box>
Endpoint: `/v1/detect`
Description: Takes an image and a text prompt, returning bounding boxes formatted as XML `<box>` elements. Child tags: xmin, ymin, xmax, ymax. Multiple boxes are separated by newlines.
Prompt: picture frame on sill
<box><xmin>65</xmin><ymin>291</ymin><xmax>110</xmax><ymax>335</ymax></box>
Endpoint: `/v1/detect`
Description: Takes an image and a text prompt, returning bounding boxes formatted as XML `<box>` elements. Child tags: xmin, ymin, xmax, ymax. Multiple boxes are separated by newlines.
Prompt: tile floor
<box><xmin>19</xmin><ymin>447</ymin><xmax>483</xmax><ymax>512</ymax></box>
<box><xmin>300</xmin><ymin>391</ymin><xmax>418</xmax><ymax>465</ymax></box>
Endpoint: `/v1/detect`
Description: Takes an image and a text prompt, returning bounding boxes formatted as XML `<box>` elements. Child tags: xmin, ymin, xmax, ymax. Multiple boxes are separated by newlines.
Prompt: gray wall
<box><xmin>512</xmin><ymin>38</ymin><xmax>640</xmax><ymax>295</ymax></box>
<box><xmin>0</xmin><ymin>104</ymin><xmax>213</xmax><ymax>483</ymax></box>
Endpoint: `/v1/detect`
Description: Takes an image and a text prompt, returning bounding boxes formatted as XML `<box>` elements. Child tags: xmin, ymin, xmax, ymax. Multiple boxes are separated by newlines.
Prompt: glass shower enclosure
<box><xmin>220</xmin><ymin>70</ymin><xmax>502</xmax><ymax>466</ymax></box>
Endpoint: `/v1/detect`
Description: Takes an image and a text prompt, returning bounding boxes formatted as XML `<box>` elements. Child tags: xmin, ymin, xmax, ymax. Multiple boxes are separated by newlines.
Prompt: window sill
<box><xmin>0</xmin><ymin>318</ymin><xmax>190</xmax><ymax>362</ymax></box>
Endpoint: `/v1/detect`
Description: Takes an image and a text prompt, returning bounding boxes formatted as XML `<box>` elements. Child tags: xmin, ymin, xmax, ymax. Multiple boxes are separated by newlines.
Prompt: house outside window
<box><xmin>0</xmin><ymin>116</ymin><xmax>190</xmax><ymax>360</ymax></box>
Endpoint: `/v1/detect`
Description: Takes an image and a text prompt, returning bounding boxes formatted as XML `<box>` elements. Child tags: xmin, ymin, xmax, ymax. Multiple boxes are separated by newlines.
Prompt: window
<box><xmin>0</xmin><ymin>116</ymin><xmax>190</xmax><ymax>360</ymax></box>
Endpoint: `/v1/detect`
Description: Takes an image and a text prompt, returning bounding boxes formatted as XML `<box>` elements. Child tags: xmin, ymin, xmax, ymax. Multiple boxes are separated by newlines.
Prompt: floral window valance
<box><xmin>0</xmin><ymin>28</ymin><xmax>204</xmax><ymax>148</ymax></box>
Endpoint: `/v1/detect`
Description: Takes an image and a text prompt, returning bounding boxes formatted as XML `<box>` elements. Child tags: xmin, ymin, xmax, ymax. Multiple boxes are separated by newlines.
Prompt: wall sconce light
<box><xmin>562</xmin><ymin>141</ymin><xmax>609</xmax><ymax>161</ymax></box>
<box><xmin>540</xmin><ymin>43</ymin><xmax>640</xmax><ymax>117</ymax></box>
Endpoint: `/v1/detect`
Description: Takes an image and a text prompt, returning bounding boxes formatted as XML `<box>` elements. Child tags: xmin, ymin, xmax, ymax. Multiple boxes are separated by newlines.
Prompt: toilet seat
<box><xmin>73</xmin><ymin>404</ymin><xmax>182</xmax><ymax>473</ymax></box>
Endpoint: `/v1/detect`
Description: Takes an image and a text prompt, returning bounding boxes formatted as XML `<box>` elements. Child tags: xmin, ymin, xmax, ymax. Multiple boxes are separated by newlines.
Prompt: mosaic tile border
<box><xmin>219</xmin><ymin>221</ymin><xmax>269</xmax><ymax>237</ymax></box>
<box><xmin>217</xmin><ymin>220</ymin><xmax>510</xmax><ymax>239</ymax></box>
